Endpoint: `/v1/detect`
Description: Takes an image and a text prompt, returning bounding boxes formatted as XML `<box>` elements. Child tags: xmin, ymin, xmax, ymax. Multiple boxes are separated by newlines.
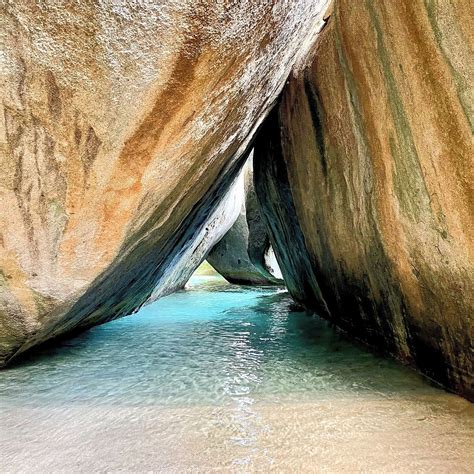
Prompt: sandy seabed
<box><xmin>2</xmin><ymin>393</ymin><xmax>473</xmax><ymax>473</ymax></box>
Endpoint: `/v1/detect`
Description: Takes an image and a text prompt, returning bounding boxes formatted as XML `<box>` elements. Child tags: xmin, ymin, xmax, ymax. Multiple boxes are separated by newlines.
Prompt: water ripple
<box><xmin>1</xmin><ymin>276</ymin><xmax>473</xmax><ymax>471</ymax></box>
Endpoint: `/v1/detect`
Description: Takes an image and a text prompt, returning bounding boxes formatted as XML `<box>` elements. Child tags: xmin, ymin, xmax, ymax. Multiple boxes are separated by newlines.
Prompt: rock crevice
<box><xmin>207</xmin><ymin>157</ymin><xmax>284</xmax><ymax>286</ymax></box>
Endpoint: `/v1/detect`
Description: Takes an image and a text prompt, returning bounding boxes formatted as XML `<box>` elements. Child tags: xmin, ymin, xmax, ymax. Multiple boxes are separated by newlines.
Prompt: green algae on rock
<box><xmin>254</xmin><ymin>0</ymin><xmax>474</xmax><ymax>399</ymax></box>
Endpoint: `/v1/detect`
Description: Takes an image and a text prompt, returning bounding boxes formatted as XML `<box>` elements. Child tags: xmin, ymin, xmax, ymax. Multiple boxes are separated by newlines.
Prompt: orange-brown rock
<box><xmin>0</xmin><ymin>1</ymin><xmax>331</xmax><ymax>364</ymax></box>
<box><xmin>254</xmin><ymin>0</ymin><xmax>473</xmax><ymax>398</ymax></box>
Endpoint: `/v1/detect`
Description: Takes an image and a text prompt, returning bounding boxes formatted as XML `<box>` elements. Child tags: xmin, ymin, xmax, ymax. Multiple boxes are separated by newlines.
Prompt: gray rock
<box><xmin>207</xmin><ymin>158</ymin><xmax>283</xmax><ymax>286</ymax></box>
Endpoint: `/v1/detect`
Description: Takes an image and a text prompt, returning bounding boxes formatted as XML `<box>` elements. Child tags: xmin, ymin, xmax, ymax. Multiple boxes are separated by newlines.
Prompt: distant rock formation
<box><xmin>254</xmin><ymin>0</ymin><xmax>473</xmax><ymax>399</ymax></box>
<box><xmin>0</xmin><ymin>0</ymin><xmax>331</xmax><ymax>364</ymax></box>
<box><xmin>207</xmin><ymin>156</ymin><xmax>284</xmax><ymax>286</ymax></box>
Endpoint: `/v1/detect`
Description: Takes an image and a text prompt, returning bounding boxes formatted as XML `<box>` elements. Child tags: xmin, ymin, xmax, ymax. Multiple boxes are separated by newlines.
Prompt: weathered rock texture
<box><xmin>254</xmin><ymin>0</ymin><xmax>473</xmax><ymax>398</ymax></box>
<box><xmin>148</xmin><ymin>167</ymin><xmax>244</xmax><ymax>301</ymax></box>
<box><xmin>0</xmin><ymin>0</ymin><xmax>331</xmax><ymax>364</ymax></box>
<box><xmin>207</xmin><ymin>157</ymin><xmax>284</xmax><ymax>285</ymax></box>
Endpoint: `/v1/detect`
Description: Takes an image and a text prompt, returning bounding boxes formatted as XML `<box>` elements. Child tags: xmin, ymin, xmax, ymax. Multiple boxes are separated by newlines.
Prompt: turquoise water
<box><xmin>0</xmin><ymin>276</ymin><xmax>437</xmax><ymax>407</ymax></box>
<box><xmin>1</xmin><ymin>276</ymin><xmax>472</xmax><ymax>471</ymax></box>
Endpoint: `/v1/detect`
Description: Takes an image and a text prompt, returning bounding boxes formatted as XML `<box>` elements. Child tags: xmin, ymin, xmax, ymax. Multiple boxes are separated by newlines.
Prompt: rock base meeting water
<box><xmin>1</xmin><ymin>276</ymin><xmax>472</xmax><ymax>471</ymax></box>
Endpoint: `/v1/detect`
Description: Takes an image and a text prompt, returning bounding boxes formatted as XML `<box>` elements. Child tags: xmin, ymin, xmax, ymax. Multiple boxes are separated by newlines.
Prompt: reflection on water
<box><xmin>1</xmin><ymin>276</ymin><xmax>473</xmax><ymax>472</ymax></box>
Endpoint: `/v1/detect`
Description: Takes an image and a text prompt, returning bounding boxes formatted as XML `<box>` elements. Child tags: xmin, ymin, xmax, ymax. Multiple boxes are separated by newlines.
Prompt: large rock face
<box><xmin>147</xmin><ymin>167</ymin><xmax>245</xmax><ymax>301</ymax></box>
<box><xmin>254</xmin><ymin>0</ymin><xmax>473</xmax><ymax>398</ymax></box>
<box><xmin>0</xmin><ymin>1</ymin><xmax>331</xmax><ymax>364</ymax></box>
<box><xmin>207</xmin><ymin>156</ymin><xmax>284</xmax><ymax>285</ymax></box>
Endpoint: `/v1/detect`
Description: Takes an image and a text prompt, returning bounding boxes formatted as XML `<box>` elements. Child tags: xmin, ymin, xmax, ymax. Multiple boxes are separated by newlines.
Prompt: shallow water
<box><xmin>1</xmin><ymin>276</ymin><xmax>472</xmax><ymax>472</ymax></box>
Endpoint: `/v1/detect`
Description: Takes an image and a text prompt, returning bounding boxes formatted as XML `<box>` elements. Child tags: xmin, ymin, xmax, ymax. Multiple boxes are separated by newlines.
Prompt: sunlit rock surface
<box><xmin>148</xmin><ymin>168</ymin><xmax>244</xmax><ymax>301</ymax></box>
<box><xmin>207</xmin><ymin>156</ymin><xmax>284</xmax><ymax>285</ymax></box>
<box><xmin>254</xmin><ymin>0</ymin><xmax>473</xmax><ymax>398</ymax></box>
<box><xmin>0</xmin><ymin>0</ymin><xmax>331</xmax><ymax>364</ymax></box>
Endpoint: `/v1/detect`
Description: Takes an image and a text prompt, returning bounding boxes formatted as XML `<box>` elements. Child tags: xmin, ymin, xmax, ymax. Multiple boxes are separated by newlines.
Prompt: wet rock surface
<box><xmin>254</xmin><ymin>0</ymin><xmax>473</xmax><ymax>398</ymax></box>
<box><xmin>0</xmin><ymin>0</ymin><xmax>331</xmax><ymax>364</ymax></box>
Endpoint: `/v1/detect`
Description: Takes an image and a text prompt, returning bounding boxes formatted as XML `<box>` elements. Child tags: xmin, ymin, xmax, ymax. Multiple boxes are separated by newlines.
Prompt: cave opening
<box><xmin>2</xmin><ymin>0</ymin><xmax>472</xmax><ymax>469</ymax></box>
<box><xmin>1</xmin><ymin>255</ymin><xmax>470</xmax><ymax>470</ymax></box>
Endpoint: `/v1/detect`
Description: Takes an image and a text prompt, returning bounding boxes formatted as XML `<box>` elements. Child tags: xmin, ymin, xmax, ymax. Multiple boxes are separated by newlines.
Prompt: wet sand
<box><xmin>2</xmin><ymin>394</ymin><xmax>472</xmax><ymax>472</ymax></box>
<box><xmin>1</xmin><ymin>277</ymin><xmax>472</xmax><ymax>472</ymax></box>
